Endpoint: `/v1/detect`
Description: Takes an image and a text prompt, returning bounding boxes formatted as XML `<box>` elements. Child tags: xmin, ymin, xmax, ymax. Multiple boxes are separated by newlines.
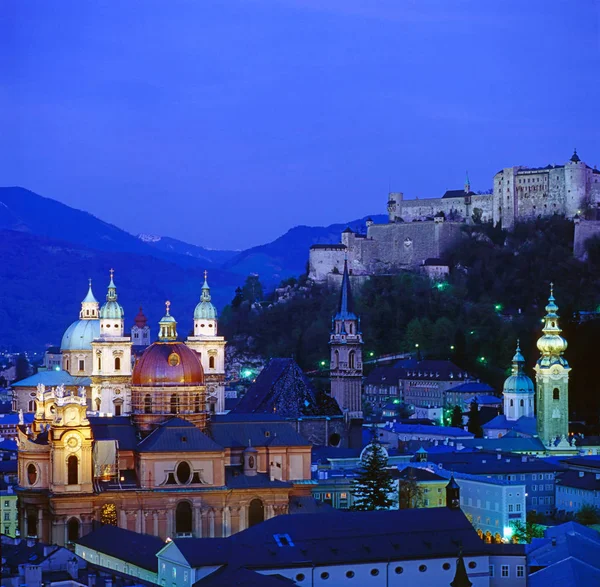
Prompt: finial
<box><xmin>110</xmin><ymin>268</ymin><xmax>114</xmax><ymax>279</ymax></box>
<box><xmin>165</xmin><ymin>300</ymin><xmax>171</xmax><ymax>315</ymax></box>
<box><xmin>204</xmin><ymin>269</ymin><xmax>208</xmax><ymax>280</ymax></box>
<box><xmin>88</xmin><ymin>278</ymin><xmax>92</xmax><ymax>287</ymax></box>
<box><xmin>550</xmin><ymin>282</ymin><xmax>554</xmax><ymax>298</ymax></box>
<box><xmin>516</xmin><ymin>338</ymin><xmax>520</xmax><ymax>351</ymax></box>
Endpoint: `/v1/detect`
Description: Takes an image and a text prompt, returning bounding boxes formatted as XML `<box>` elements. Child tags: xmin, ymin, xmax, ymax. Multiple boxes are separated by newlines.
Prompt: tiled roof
<box><xmin>397</xmin><ymin>360</ymin><xmax>469</xmax><ymax>381</ymax></box>
<box><xmin>1</xmin><ymin>542</ymin><xmax>60</xmax><ymax>571</ymax></box>
<box><xmin>459</xmin><ymin>436</ymin><xmax>546</xmax><ymax>452</ymax></box>
<box><xmin>385</xmin><ymin>423</ymin><xmax>474</xmax><ymax>438</ymax></box>
<box><xmin>557</xmin><ymin>470</ymin><xmax>600</xmax><ymax>491</ymax></box>
<box><xmin>396</xmin><ymin>466</ymin><xmax>446</xmax><ymax>482</ymax></box>
<box><xmin>365</xmin><ymin>367</ymin><xmax>399</xmax><ymax>385</ymax></box>
<box><xmin>210</xmin><ymin>420</ymin><xmax>310</xmax><ymax>449</ymax></box>
<box><xmin>194</xmin><ymin>566</ymin><xmax>296</xmax><ymax>586</ymax></box>
<box><xmin>76</xmin><ymin>525</ymin><xmax>164</xmax><ymax>572</ymax></box>
<box><xmin>428</xmin><ymin>451</ymin><xmax>563</xmax><ymax>474</ymax></box>
<box><xmin>288</xmin><ymin>496</ymin><xmax>335</xmax><ymax>514</ymax></box>
<box><xmin>309</xmin><ymin>244</ymin><xmax>347</xmax><ymax>250</ymax></box>
<box><xmin>442</xmin><ymin>190</ymin><xmax>477</xmax><ymax>199</ymax></box>
<box><xmin>529</xmin><ymin>558</ymin><xmax>600</xmax><ymax>587</ymax></box>
<box><xmin>138</xmin><ymin>418</ymin><xmax>223</xmax><ymax>453</ymax></box>
<box><xmin>446</xmin><ymin>382</ymin><xmax>495</xmax><ymax>394</ymax></box>
<box><xmin>11</xmin><ymin>370</ymin><xmax>91</xmax><ymax>388</ymax></box>
<box><xmin>172</xmin><ymin>508</ymin><xmax>487</xmax><ymax>569</ymax></box>
<box><xmin>482</xmin><ymin>415</ymin><xmax>537</xmax><ymax>436</ymax></box>
<box><xmin>88</xmin><ymin>416</ymin><xmax>139</xmax><ymax>451</ymax></box>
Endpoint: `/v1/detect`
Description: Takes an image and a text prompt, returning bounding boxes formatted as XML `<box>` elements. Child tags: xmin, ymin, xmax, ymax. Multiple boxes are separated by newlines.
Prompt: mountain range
<box><xmin>0</xmin><ymin>186</ymin><xmax>382</xmax><ymax>350</ymax></box>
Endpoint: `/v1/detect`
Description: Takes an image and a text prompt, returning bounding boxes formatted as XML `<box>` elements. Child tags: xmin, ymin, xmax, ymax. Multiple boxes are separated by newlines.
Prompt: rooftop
<box><xmin>11</xmin><ymin>370</ymin><xmax>91</xmax><ymax>388</ymax></box>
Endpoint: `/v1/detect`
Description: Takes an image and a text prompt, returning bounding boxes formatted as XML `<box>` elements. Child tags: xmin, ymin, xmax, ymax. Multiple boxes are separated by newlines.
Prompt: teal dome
<box><xmin>504</xmin><ymin>341</ymin><xmax>534</xmax><ymax>394</ymax></box>
<box><xmin>194</xmin><ymin>301</ymin><xmax>217</xmax><ymax>320</ymax></box>
<box><xmin>61</xmin><ymin>319</ymin><xmax>100</xmax><ymax>351</ymax></box>
<box><xmin>100</xmin><ymin>301</ymin><xmax>124</xmax><ymax>320</ymax></box>
<box><xmin>503</xmin><ymin>373</ymin><xmax>534</xmax><ymax>395</ymax></box>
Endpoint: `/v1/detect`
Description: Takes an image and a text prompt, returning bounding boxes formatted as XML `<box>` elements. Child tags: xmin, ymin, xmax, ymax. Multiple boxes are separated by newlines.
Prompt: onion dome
<box><xmin>158</xmin><ymin>301</ymin><xmax>177</xmax><ymax>341</ymax></box>
<box><xmin>503</xmin><ymin>341</ymin><xmax>534</xmax><ymax>395</ymax></box>
<box><xmin>537</xmin><ymin>285</ymin><xmax>569</xmax><ymax>367</ymax></box>
<box><xmin>570</xmin><ymin>149</ymin><xmax>581</xmax><ymax>163</ymax></box>
<box><xmin>134</xmin><ymin>306</ymin><xmax>148</xmax><ymax>328</ymax></box>
<box><xmin>132</xmin><ymin>341</ymin><xmax>204</xmax><ymax>387</ymax></box>
<box><xmin>99</xmin><ymin>269</ymin><xmax>124</xmax><ymax>320</ymax></box>
<box><xmin>194</xmin><ymin>271</ymin><xmax>218</xmax><ymax>320</ymax></box>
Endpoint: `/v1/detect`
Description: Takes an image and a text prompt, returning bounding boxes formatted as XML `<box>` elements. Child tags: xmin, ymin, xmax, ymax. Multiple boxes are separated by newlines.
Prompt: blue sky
<box><xmin>1</xmin><ymin>0</ymin><xmax>599</xmax><ymax>249</ymax></box>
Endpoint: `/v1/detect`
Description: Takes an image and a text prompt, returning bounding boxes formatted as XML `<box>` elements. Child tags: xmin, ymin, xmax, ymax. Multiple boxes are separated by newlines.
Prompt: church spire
<box><xmin>201</xmin><ymin>270</ymin><xmax>212</xmax><ymax>303</ymax></box>
<box><xmin>335</xmin><ymin>259</ymin><xmax>356</xmax><ymax>320</ymax></box>
<box><xmin>464</xmin><ymin>171</ymin><xmax>471</xmax><ymax>194</ymax></box>
<box><xmin>537</xmin><ymin>283</ymin><xmax>568</xmax><ymax>358</ymax></box>
<box><xmin>106</xmin><ymin>268</ymin><xmax>117</xmax><ymax>302</ymax></box>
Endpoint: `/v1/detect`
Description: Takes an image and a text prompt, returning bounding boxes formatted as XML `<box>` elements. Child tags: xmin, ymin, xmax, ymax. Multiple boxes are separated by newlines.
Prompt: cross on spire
<box><xmin>204</xmin><ymin>270</ymin><xmax>208</xmax><ymax>280</ymax></box>
<box><xmin>110</xmin><ymin>268</ymin><xmax>114</xmax><ymax>279</ymax></box>
<box><xmin>165</xmin><ymin>300</ymin><xmax>171</xmax><ymax>315</ymax></box>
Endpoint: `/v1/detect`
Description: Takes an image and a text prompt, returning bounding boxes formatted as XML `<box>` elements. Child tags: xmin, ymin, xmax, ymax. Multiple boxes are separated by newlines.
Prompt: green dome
<box><xmin>504</xmin><ymin>341</ymin><xmax>534</xmax><ymax>395</ymax></box>
<box><xmin>194</xmin><ymin>272</ymin><xmax>218</xmax><ymax>320</ymax></box>
<box><xmin>194</xmin><ymin>301</ymin><xmax>217</xmax><ymax>320</ymax></box>
<box><xmin>100</xmin><ymin>301</ymin><xmax>124</xmax><ymax>320</ymax></box>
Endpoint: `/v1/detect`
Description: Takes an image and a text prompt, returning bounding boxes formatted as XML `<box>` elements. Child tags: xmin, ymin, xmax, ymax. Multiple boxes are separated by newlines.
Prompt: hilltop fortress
<box><xmin>309</xmin><ymin>151</ymin><xmax>600</xmax><ymax>281</ymax></box>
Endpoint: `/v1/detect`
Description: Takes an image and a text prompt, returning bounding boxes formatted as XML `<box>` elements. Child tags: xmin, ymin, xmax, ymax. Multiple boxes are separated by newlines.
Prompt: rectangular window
<box><xmin>517</xmin><ymin>565</ymin><xmax>524</xmax><ymax>577</ymax></box>
<box><xmin>3</xmin><ymin>513</ymin><xmax>8</xmax><ymax>521</ymax></box>
<box><xmin>532</xmin><ymin>485</ymin><xmax>537</xmax><ymax>491</ymax></box>
<box><xmin>340</xmin><ymin>493</ymin><xmax>347</xmax><ymax>499</ymax></box>
<box><xmin>4</xmin><ymin>526</ymin><xmax>8</xmax><ymax>535</ymax></box>
<box><xmin>79</xmin><ymin>359</ymin><xmax>85</xmax><ymax>371</ymax></box>
<box><xmin>501</xmin><ymin>565</ymin><xmax>509</xmax><ymax>577</ymax></box>
<box><xmin>516</xmin><ymin>504</ymin><xmax>521</xmax><ymax>512</ymax></box>
<box><xmin>3</xmin><ymin>501</ymin><xmax>8</xmax><ymax>507</ymax></box>
<box><xmin>508</xmin><ymin>504</ymin><xmax>514</xmax><ymax>512</ymax></box>
<box><xmin>532</xmin><ymin>497</ymin><xmax>538</xmax><ymax>505</ymax></box>
<box><xmin>532</xmin><ymin>474</ymin><xmax>537</xmax><ymax>481</ymax></box>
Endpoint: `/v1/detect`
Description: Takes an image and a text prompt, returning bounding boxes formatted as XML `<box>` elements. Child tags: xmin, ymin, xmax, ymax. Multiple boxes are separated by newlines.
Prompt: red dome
<box><xmin>132</xmin><ymin>342</ymin><xmax>204</xmax><ymax>387</ymax></box>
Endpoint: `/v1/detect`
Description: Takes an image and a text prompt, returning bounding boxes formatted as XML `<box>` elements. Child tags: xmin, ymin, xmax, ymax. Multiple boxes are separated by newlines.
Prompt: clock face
<box><xmin>66</xmin><ymin>435</ymin><xmax>80</xmax><ymax>449</ymax></box>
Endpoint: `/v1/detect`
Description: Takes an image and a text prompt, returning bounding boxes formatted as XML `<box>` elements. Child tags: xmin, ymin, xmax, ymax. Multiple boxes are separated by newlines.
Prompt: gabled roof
<box><xmin>446</xmin><ymin>382</ymin><xmax>495</xmax><ymax>394</ymax></box>
<box><xmin>76</xmin><ymin>525</ymin><xmax>164</xmax><ymax>572</ymax></box>
<box><xmin>138</xmin><ymin>418</ymin><xmax>223</xmax><ymax>453</ymax></box>
<box><xmin>428</xmin><ymin>451</ymin><xmax>563</xmax><ymax>474</ymax></box>
<box><xmin>232</xmin><ymin>358</ymin><xmax>341</xmax><ymax>417</ymax></box>
<box><xmin>365</xmin><ymin>366</ymin><xmax>400</xmax><ymax>386</ymax></box>
<box><xmin>460</xmin><ymin>436</ymin><xmax>546</xmax><ymax>452</ymax></box>
<box><xmin>482</xmin><ymin>415</ymin><xmax>537</xmax><ymax>436</ymax></box>
<box><xmin>172</xmin><ymin>537</ymin><xmax>231</xmax><ymax>567</ymax></box>
<box><xmin>396</xmin><ymin>466</ymin><xmax>446</xmax><ymax>482</ymax></box>
<box><xmin>529</xmin><ymin>557</ymin><xmax>600</xmax><ymax>587</ymax></box>
<box><xmin>557</xmin><ymin>470</ymin><xmax>600</xmax><ymax>491</ymax></box>
<box><xmin>442</xmin><ymin>190</ymin><xmax>477</xmax><ymax>199</ymax></box>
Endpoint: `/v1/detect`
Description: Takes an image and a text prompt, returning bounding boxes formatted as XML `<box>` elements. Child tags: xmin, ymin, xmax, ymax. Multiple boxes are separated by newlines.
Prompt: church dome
<box><xmin>194</xmin><ymin>272</ymin><xmax>218</xmax><ymax>321</ymax></box>
<box><xmin>132</xmin><ymin>342</ymin><xmax>204</xmax><ymax>387</ymax></box>
<box><xmin>134</xmin><ymin>306</ymin><xmax>148</xmax><ymax>328</ymax></box>
<box><xmin>61</xmin><ymin>319</ymin><xmax>100</xmax><ymax>351</ymax></box>
<box><xmin>503</xmin><ymin>343</ymin><xmax>534</xmax><ymax>395</ymax></box>
<box><xmin>99</xmin><ymin>270</ymin><xmax>124</xmax><ymax>320</ymax></box>
<box><xmin>537</xmin><ymin>287</ymin><xmax>568</xmax><ymax>357</ymax></box>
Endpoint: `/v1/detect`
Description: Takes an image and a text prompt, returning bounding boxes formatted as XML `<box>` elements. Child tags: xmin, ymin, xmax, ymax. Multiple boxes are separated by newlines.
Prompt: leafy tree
<box><xmin>511</xmin><ymin>512</ymin><xmax>545</xmax><ymax>543</ymax></box>
<box><xmin>451</xmin><ymin>405</ymin><xmax>464</xmax><ymax>428</ymax></box>
<box><xmin>467</xmin><ymin>400</ymin><xmax>483</xmax><ymax>437</ymax></box>
<box><xmin>575</xmin><ymin>504</ymin><xmax>600</xmax><ymax>526</ymax></box>
<box><xmin>351</xmin><ymin>438</ymin><xmax>396</xmax><ymax>511</ymax></box>
<box><xmin>471</xmin><ymin>207</ymin><xmax>483</xmax><ymax>224</ymax></box>
<box><xmin>399</xmin><ymin>471</ymin><xmax>425</xmax><ymax>509</ymax></box>
<box><xmin>231</xmin><ymin>287</ymin><xmax>244</xmax><ymax>309</ymax></box>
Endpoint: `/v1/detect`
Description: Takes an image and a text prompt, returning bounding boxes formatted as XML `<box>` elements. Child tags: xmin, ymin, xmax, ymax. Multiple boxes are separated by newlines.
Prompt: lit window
<box><xmin>501</xmin><ymin>565</ymin><xmax>509</xmax><ymax>578</ymax></box>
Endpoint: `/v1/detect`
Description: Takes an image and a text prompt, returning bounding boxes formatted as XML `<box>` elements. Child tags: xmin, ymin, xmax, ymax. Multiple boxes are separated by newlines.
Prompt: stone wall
<box><xmin>574</xmin><ymin>219</ymin><xmax>600</xmax><ymax>259</ymax></box>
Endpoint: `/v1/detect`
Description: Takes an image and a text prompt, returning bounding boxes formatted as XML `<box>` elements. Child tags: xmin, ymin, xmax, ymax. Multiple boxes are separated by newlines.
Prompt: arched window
<box><xmin>349</xmin><ymin>323</ymin><xmax>353</xmax><ymax>334</ymax></box>
<box><xmin>28</xmin><ymin>400</ymin><xmax>35</xmax><ymax>412</ymax></box>
<box><xmin>334</xmin><ymin>350</ymin><xmax>339</xmax><ymax>369</ymax></box>
<box><xmin>67</xmin><ymin>455</ymin><xmax>78</xmax><ymax>485</ymax></box>
<box><xmin>27</xmin><ymin>463</ymin><xmax>37</xmax><ymax>485</ymax></box>
<box><xmin>114</xmin><ymin>357</ymin><xmax>121</xmax><ymax>371</ymax></box>
<box><xmin>98</xmin><ymin>357</ymin><xmax>102</xmax><ymax>370</ymax></box>
<box><xmin>194</xmin><ymin>394</ymin><xmax>201</xmax><ymax>412</ymax></box>
<box><xmin>553</xmin><ymin>388</ymin><xmax>560</xmax><ymax>400</ymax></box>
<box><xmin>175</xmin><ymin>502</ymin><xmax>193</xmax><ymax>535</ymax></box>
<box><xmin>27</xmin><ymin>512</ymin><xmax>38</xmax><ymax>537</ymax></box>
<box><xmin>520</xmin><ymin>399</ymin><xmax>524</xmax><ymax>407</ymax></box>
<box><xmin>113</xmin><ymin>400</ymin><xmax>122</xmax><ymax>417</ymax></box>
<box><xmin>65</xmin><ymin>358</ymin><xmax>70</xmax><ymax>371</ymax></box>
<box><xmin>144</xmin><ymin>394</ymin><xmax>152</xmax><ymax>414</ymax></box>
<box><xmin>170</xmin><ymin>394</ymin><xmax>179</xmax><ymax>414</ymax></box>
<box><xmin>349</xmin><ymin>351</ymin><xmax>355</xmax><ymax>369</ymax></box>
<box><xmin>67</xmin><ymin>518</ymin><xmax>80</xmax><ymax>542</ymax></box>
<box><xmin>95</xmin><ymin>397</ymin><xmax>101</xmax><ymax>411</ymax></box>
<box><xmin>510</xmin><ymin>399</ymin><xmax>514</xmax><ymax>407</ymax></box>
<box><xmin>248</xmin><ymin>498</ymin><xmax>264</xmax><ymax>527</ymax></box>
<box><xmin>209</xmin><ymin>356</ymin><xmax>215</xmax><ymax>369</ymax></box>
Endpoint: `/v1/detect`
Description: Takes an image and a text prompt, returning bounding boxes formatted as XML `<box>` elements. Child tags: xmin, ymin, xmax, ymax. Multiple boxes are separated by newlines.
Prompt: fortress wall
<box><xmin>574</xmin><ymin>220</ymin><xmax>600</xmax><ymax>260</ymax></box>
<box><xmin>470</xmin><ymin>195</ymin><xmax>494</xmax><ymax>222</ymax></box>
<box><xmin>366</xmin><ymin>221</ymin><xmax>464</xmax><ymax>268</ymax></box>
<box><xmin>308</xmin><ymin>247</ymin><xmax>346</xmax><ymax>281</ymax></box>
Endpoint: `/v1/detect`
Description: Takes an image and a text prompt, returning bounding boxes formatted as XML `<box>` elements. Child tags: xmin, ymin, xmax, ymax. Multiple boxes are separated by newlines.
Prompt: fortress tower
<box><xmin>329</xmin><ymin>260</ymin><xmax>363</xmax><ymax>418</ymax></box>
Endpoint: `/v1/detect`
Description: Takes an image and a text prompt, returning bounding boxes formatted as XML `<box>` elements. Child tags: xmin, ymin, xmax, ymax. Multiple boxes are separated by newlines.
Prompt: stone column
<box><xmin>119</xmin><ymin>508</ymin><xmax>127</xmax><ymax>529</ymax></box>
<box><xmin>222</xmin><ymin>506</ymin><xmax>231</xmax><ymax>537</ymax></box>
<box><xmin>136</xmin><ymin>509</ymin><xmax>142</xmax><ymax>533</ymax></box>
<box><xmin>153</xmin><ymin>511</ymin><xmax>159</xmax><ymax>537</ymax></box>
<box><xmin>195</xmin><ymin>507</ymin><xmax>203</xmax><ymax>538</ymax></box>
<box><xmin>208</xmin><ymin>509</ymin><xmax>215</xmax><ymax>538</ymax></box>
<box><xmin>238</xmin><ymin>506</ymin><xmax>247</xmax><ymax>532</ymax></box>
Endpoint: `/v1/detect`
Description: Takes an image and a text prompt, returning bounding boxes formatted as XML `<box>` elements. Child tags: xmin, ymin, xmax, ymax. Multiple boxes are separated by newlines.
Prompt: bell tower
<box><xmin>534</xmin><ymin>285</ymin><xmax>571</xmax><ymax>446</ymax></box>
<box><xmin>329</xmin><ymin>260</ymin><xmax>363</xmax><ymax>418</ymax></box>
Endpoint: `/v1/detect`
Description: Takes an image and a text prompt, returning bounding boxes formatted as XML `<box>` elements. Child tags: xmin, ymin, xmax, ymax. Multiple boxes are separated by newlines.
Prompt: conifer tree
<box><xmin>451</xmin><ymin>405</ymin><xmax>464</xmax><ymax>428</ymax></box>
<box><xmin>351</xmin><ymin>437</ymin><xmax>396</xmax><ymax>511</ymax></box>
<box><xmin>467</xmin><ymin>400</ymin><xmax>483</xmax><ymax>437</ymax></box>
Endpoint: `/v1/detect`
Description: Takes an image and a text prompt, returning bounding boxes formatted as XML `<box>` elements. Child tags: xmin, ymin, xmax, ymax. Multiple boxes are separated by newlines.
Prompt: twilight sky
<box><xmin>2</xmin><ymin>0</ymin><xmax>599</xmax><ymax>249</ymax></box>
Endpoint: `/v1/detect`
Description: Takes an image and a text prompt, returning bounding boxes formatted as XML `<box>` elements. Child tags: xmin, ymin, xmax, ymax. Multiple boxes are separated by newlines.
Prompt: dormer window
<box><xmin>274</xmin><ymin>533</ymin><xmax>294</xmax><ymax>547</ymax></box>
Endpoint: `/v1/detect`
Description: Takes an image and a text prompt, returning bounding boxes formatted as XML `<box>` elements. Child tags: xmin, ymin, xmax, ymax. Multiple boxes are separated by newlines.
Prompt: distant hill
<box><xmin>137</xmin><ymin>233</ymin><xmax>238</xmax><ymax>266</ymax></box>
<box><xmin>0</xmin><ymin>186</ymin><xmax>386</xmax><ymax>348</ymax></box>
<box><xmin>223</xmin><ymin>215</ymin><xmax>388</xmax><ymax>284</ymax></box>
<box><xmin>0</xmin><ymin>230</ymin><xmax>240</xmax><ymax>350</ymax></box>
